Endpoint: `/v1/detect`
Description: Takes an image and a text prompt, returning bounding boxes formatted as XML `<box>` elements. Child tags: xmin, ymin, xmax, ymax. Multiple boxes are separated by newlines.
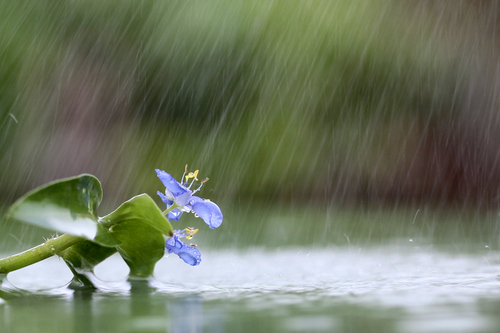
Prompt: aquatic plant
<box><xmin>0</xmin><ymin>166</ymin><xmax>222</xmax><ymax>289</ymax></box>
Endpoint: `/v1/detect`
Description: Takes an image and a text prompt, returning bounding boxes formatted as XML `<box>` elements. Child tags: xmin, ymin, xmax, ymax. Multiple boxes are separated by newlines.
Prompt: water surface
<box><xmin>1</xmin><ymin>240</ymin><xmax>500</xmax><ymax>333</ymax></box>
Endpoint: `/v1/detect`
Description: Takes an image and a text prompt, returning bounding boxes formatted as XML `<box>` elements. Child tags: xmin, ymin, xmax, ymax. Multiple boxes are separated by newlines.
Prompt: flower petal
<box><xmin>167</xmin><ymin>209</ymin><xmax>183</xmax><ymax>221</ymax></box>
<box><xmin>155</xmin><ymin>169</ymin><xmax>192</xmax><ymax>206</ymax></box>
<box><xmin>165</xmin><ymin>236</ymin><xmax>201</xmax><ymax>266</ymax></box>
<box><xmin>190</xmin><ymin>197</ymin><xmax>223</xmax><ymax>229</ymax></box>
<box><xmin>157</xmin><ymin>191</ymin><xmax>172</xmax><ymax>206</ymax></box>
<box><xmin>157</xmin><ymin>190</ymin><xmax>181</xmax><ymax>221</ymax></box>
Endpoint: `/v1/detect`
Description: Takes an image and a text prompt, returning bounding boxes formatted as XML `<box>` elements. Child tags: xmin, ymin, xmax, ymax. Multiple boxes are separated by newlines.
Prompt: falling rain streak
<box><xmin>2</xmin><ymin>1</ymin><xmax>500</xmax><ymax>332</ymax></box>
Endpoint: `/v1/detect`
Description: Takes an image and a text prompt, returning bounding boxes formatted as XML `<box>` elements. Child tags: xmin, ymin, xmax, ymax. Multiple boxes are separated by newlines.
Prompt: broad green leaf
<box><xmin>94</xmin><ymin>223</ymin><xmax>121</xmax><ymax>247</ymax></box>
<box><xmin>99</xmin><ymin>194</ymin><xmax>173</xmax><ymax>237</ymax></box>
<box><xmin>6</xmin><ymin>180</ymin><xmax>173</xmax><ymax>281</ymax></box>
<box><xmin>6</xmin><ymin>174</ymin><xmax>118</xmax><ymax>246</ymax></box>
<box><xmin>99</xmin><ymin>194</ymin><xmax>174</xmax><ymax>277</ymax></box>
<box><xmin>111</xmin><ymin>222</ymin><xmax>166</xmax><ymax>277</ymax></box>
<box><xmin>59</xmin><ymin>240</ymin><xmax>117</xmax><ymax>288</ymax></box>
<box><xmin>59</xmin><ymin>194</ymin><xmax>174</xmax><ymax>282</ymax></box>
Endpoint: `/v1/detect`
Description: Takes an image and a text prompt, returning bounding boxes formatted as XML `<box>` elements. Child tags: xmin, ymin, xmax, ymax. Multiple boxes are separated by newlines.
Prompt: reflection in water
<box><xmin>1</xmin><ymin>246</ymin><xmax>500</xmax><ymax>333</ymax></box>
<box><xmin>174</xmin><ymin>296</ymin><xmax>225</xmax><ymax>333</ymax></box>
<box><xmin>73</xmin><ymin>291</ymin><xmax>93</xmax><ymax>333</ymax></box>
<box><xmin>168</xmin><ymin>295</ymin><xmax>205</xmax><ymax>333</ymax></box>
<box><xmin>69</xmin><ymin>280</ymin><xmax>222</xmax><ymax>333</ymax></box>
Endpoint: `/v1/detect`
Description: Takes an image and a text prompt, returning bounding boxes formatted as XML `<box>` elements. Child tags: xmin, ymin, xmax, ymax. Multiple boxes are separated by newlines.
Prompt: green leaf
<box><xmin>112</xmin><ymin>222</ymin><xmax>166</xmax><ymax>277</ymax></box>
<box><xmin>99</xmin><ymin>194</ymin><xmax>173</xmax><ymax>236</ymax></box>
<box><xmin>5</xmin><ymin>179</ymin><xmax>173</xmax><ymax>281</ymax></box>
<box><xmin>59</xmin><ymin>240</ymin><xmax>117</xmax><ymax>289</ymax></box>
<box><xmin>7</xmin><ymin>174</ymin><xmax>104</xmax><ymax>241</ymax></box>
<box><xmin>94</xmin><ymin>223</ymin><xmax>121</xmax><ymax>247</ymax></box>
<box><xmin>99</xmin><ymin>194</ymin><xmax>174</xmax><ymax>277</ymax></box>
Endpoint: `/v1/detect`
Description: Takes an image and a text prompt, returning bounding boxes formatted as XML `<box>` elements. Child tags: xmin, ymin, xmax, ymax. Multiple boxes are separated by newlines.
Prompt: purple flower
<box><xmin>165</xmin><ymin>234</ymin><xmax>201</xmax><ymax>266</ymax></box>
<box><xmin>156</xmin><ymin>167</ymin><xmax>223</xmax><ymax>266</ymax></box>
<box><xmin>156</xmin><ymin>168</ymin><xmax>222</xmax><ymax>229</ymax></box>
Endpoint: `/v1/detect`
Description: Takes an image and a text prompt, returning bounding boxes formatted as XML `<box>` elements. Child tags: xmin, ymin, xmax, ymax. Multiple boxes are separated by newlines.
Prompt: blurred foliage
<box><xmin>0</xmin><ymin>0</ymin><xmax>495</xmax><ymax>209</ymax></box>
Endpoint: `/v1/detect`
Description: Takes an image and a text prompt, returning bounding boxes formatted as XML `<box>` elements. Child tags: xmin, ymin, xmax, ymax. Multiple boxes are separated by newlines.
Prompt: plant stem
<box><xmin>0</xmin><ymin>234</ymin><xmax>83</xmax><ymax>274</ymax></box>
<box><xmin>162</xmin><ymin>203</ymin><xmax>178</xmax><ymax>216</ymax></box>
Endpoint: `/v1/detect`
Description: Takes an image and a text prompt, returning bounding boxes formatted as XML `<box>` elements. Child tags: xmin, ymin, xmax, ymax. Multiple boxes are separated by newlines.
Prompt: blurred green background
<box><xmin>1</xmin><ymin>0</ymin><xmax>500</xmax><ymax>213</ymax></box>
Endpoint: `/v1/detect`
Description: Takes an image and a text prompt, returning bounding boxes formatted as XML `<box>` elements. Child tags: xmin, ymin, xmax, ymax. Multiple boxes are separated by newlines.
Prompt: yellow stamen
<box><xmin>201</xmin><ymin>177</ymin><xmax>209</xmax><ymax>184</ymax></box>
<box><xmin>186</xmin><ymin>227</ymin><xmax>199</xmax><ymax>240</ymax></box>
<box><xmin>185</xmin><ymin>170</ymin><xmax>199</xmax><ymax>182</ymax></box>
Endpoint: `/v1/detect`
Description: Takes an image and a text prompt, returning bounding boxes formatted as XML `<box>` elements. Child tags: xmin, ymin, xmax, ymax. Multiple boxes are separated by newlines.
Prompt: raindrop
<box><xmin>8</xmin><ymin>113</ymin><xmax>18</xmax><ymax>123</ymax></box>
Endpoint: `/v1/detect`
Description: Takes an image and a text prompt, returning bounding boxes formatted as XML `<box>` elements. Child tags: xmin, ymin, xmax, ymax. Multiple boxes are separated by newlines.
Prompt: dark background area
<box><xmin>2</xmin><ymin>0</ymin><xmax>500</xmax><ymax>211</ymax></box>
